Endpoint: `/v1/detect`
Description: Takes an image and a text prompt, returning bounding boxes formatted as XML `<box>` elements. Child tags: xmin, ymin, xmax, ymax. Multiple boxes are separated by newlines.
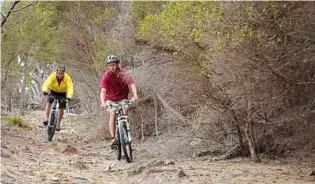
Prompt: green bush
<box><xmin>4</xmin><ymin>115</ymin><xmax>30</xmax><ymax>128</ymax></box>
<box><xmin>131</xmin><ymin>1</ymin><xmax>166</xmax><ymax>21</ymax></box>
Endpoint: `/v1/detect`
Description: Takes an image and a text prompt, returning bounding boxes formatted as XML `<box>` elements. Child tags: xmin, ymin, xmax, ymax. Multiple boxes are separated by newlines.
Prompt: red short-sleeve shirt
<box><xmin>100</xmin><ymin>69</ymin><xmax>135</xmax><ymax>101</ymax></box>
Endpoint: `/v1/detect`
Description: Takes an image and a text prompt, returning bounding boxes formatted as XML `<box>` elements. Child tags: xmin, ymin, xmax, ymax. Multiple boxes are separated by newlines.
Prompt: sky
<box><xmin>0</xmin><ymin>0</ymin><xmax>5</xmax><ymax>11</ymax></box>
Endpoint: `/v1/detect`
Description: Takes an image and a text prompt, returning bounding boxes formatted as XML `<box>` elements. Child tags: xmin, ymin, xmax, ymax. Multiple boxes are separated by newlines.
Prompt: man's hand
<box><xmin>131</xmin><ymin>95</ymin><xmax>138</xmax><ymax>102</ymax></box>
<box><xmin>101</xmin><ymin>102</ymin><xmax>107</xmax><ymax>108</ymax></box>
<box><xmin>43</xmin><ymin>91</ymin><xmax>48</xmax><ymax>96</ymax></box>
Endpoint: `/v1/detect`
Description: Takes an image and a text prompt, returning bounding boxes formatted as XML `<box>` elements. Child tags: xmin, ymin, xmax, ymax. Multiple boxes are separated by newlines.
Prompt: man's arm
<box><xmin>100</xmin><ymin>88</ymin><xmax>106</xmax><ymax>105</ymax></box>
<box><xmin>99</xmin><ymin>72</ymin><xmax>108</xmax><ymax>106</ymax></box>
<box><xmin>124</xmin><ymin>71</ymin><xmax>138</xmax><ymax>101</ymax></box>
<box><xmin>66</xmin><ymin>74</ymin><xmax>74</xmax><ymax>99</ymax></box>
<box><xmin>42</xmin><ymin>72</ymin><xmax>54</xmax><ymax>93</ymax></box>
<box><xmin>129</xmin><ymin>83</ymin><xmax>138</xmax><ymax>101</ymax></box>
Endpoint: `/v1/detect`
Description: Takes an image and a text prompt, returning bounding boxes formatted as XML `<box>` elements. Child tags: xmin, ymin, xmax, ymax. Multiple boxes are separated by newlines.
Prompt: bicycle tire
<box><xmin>119</xmin><ymin>121</ymin><xmax>133</xmax><ymax>163</ymax></box>
<box><xmin>117</xmin><ymin>127</ymin><xmax>122</xmax><ymax>160</ymax></box>
<box><xmin>47</xmin><ymin>112</ymin><xmax>57</xmax><ymax>142</ymax></box>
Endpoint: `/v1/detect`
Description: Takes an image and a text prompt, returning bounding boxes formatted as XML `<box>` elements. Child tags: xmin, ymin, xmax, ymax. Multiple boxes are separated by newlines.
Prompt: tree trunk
<box><xmin>19</xmin><ymin>55</ymin><xmax>26</xmax><ymax>116</ymax></box>
<box><xmin>245</xmin><ymin>120</ymin><xmax>261</xmax><ymax>163</ymax></box>
<box><xmin>139</xmin><ymin>112</ymin><xmax>145</xmax><ymax>142</ymax></box>
<box><xmin>19</xmin><ymin>74</ymin><xmax>26</xmax><ymax>116</ymax></box>
<box><xmin>7</xmin><ymin>88</ymin><xmax>12</xmax><ymax>112</ymax></box>
<box><xmin>236</xmin><ymin>124</ymin><xmax>246</xmax><ymax>155</ymax></box>
<box><xmin>154</xmin><ymin>94</ymin><xmax>159</xmax><ymax>137</ymax></box>
<box><xmin>229</xmin><ymin>109</ymin><xmax>247</xmax><ymax>156</ymax></box>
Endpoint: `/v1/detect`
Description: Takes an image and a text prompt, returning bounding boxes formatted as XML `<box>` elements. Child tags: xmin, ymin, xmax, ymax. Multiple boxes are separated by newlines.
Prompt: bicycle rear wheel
<box><xmin>119</xmin><ymin>122</ymin><xmax>133</xmax><ymax>163</ymax></box>
<box><xmin>47</xmin><ymin>112</ymin><xmax>57</xmax><ymax>142</ymax></box>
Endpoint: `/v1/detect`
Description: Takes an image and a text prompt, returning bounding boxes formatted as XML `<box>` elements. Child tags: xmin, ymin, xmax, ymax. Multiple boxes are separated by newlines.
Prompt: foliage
<box><xmin>1</xmin><ymin>2</ymin><xmax>120</xmax><ymax>112</ymax></box>
<box><xmin>4</xmin><ymin>115</ymin><xmax>29</xmax><ymax>128</ymax></box>
<box><xmin>131</xmin><ymin>1</ymin><xmax>166</xmax><ymax>22</ymax></box>
<box><xmin>1</xmin><ymin>2</ymin><xmax>65</xmax><ymax>63</ymax></box>
<box><xmin>2</xmin><ymin>1</ymin><xmax>314</xmax><ymax>159</ymax></box>
<box><xmin>134</xmin><ymin>1</ymin><xmax>315</xmax><ymax>161</ymax></box>
<box><xmin>136</xmin><ymin>2</ymin><xmax>224</xmax><ymax>51</ymax></box>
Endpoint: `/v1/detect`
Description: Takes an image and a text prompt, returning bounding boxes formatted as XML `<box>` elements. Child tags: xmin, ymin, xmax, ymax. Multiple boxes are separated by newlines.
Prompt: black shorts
<box><xmin>47</xmin><ymin>90</ymin><xmax>67</xmax><ymax>109</ymax></box>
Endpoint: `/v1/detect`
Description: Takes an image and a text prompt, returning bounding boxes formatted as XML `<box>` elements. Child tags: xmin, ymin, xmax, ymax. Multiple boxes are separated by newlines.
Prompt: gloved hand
<box><xmin>43</xmin><ymin>91</ymin><xmax>48</xmax><ymax>96</ymax></box>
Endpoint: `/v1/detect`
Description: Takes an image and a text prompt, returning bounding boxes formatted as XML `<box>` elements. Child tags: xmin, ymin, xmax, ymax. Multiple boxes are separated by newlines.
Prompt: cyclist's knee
<box><xmin>109</xmin><ymin>112</ymin><xmax>116</xmax><ymax>116</ymax></box>
<box><xmin>123</xmin><ymin>108</ymin><xmax>128</xmax><ymax>115</ymax></box>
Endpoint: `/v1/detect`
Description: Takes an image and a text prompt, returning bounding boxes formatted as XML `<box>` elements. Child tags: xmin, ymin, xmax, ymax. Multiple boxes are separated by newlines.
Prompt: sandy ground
<box><xmin>1</xmin><ymin>111</ymin><xmax>314</xmax><ymax>184</ymax></box>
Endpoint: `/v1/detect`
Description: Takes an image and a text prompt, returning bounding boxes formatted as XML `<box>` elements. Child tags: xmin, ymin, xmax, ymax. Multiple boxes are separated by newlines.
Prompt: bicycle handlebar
<box><xmin>50</xmin><ymin>96</ymin><xmax>66</xmax><ymax>100</ymax></box>
<box><xmin>108</xmin><ymin>100</ymin><xmax>131</xmax><ymax>109</ymax></box>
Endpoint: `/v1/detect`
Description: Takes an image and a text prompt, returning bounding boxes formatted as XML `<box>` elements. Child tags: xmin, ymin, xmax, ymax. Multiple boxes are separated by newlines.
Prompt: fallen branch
<box><xmin>211</xmin><ymin>144</ymin><xmax>242</xmax><ymax>161</ymax></box>
<box><xmin>293</xmin><ymin>81</ymin><xmax>315</xmax><ymax>85</ymax></box>
<box><xmin>146</xmin><ymin>168</ymin><xmax>178</xmax><ymax>174</ymax></box>
<box><xmin>194</xmin><ymin>149</ymin><xmax>222</xmax><ymax>158</ymax></box>
<box><xmin>126</xmin><ymin>159</ymin><xmax>171</xmax><ymax>176</ymax></box>
<box><xmin>155</xmin><ymin>92</ymin><xmax>189</xmax><ymax>126</ymax></box>
<box><xmin>129</xmin><ymin>95</ymin><xmax>153</xmax><ymax>110</ymax></box>
<box><xmin>64</xmin><ymin>112</ymin><xmax>78</xmax><ymax>116</ymax></box>
<box><xmin>71</xmin><ymin>176</ymin><xmax>93</xmax><ymax>183</ymax></box>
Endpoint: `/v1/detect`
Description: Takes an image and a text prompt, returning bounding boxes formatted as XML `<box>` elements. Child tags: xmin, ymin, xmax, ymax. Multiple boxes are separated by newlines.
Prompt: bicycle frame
<box><xmin>47</xmin><ymin>96</ymin><xmax>65</xmax><ymax>141</ymax></box>
<box><xmin>111</xmin><ymin>101</ymin><xmax>132</xmax><ymax>143</ymax></box>
<box><xmin>107</xmin><ymin>100</ymin><xmax>133</xmax><ymax>163</ymax></box>
<box><xmin>116</xmin><ymin>108</ymin><xmax>132</xmax><ymax>143</ymax></box>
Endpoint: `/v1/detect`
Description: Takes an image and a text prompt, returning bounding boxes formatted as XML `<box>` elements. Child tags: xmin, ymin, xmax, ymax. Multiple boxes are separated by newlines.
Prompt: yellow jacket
<box><xmin>42</xmin><ymin>72</ymin><xmax>74</xmax><ymax>99</ymax></box>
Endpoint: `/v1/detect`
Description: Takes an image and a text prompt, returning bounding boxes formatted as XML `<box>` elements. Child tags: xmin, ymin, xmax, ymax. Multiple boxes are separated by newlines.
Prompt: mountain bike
<box><xmin>47</xmin><ymin>96</ymin><xmax>66</xmax><ymax>142</ymax></box>
<box><xmin>108</xmin><ymin>100</ymin><xmax>133</xmax><ymax>163</ymax></box>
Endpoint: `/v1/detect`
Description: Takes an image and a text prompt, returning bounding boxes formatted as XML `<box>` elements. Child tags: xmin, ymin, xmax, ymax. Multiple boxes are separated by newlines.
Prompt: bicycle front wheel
<box><xmin>119</xmin><ymin>122</ymin><xmax>133</xmax><ymax>163</ymax></box>
<box><xmin>117</xmin><ymin>127</ymin><xmax>122</xmax><ymax>161</ymax></box>
<box><xmin>47</xmin><ymin>112</ymin><xmax>57</xmax><ymax>142</ymax></box>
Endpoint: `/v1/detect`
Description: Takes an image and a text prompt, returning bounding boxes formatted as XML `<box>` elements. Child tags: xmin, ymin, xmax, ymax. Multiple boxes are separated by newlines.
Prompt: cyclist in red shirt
<box><xmin>99</xmin><ymin>55</ymin><xmax>138</xmax><ymax>146</ymax></box>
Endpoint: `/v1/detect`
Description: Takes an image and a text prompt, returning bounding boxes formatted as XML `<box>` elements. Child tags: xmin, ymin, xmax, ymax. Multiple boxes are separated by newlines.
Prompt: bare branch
<box><xmin>155</xmin><ymin>92</ymin><xmax>189</xmax><ymax>126</ymax></box>
<box><xmin>293</xmin><ymin>81</ymin><xmax>315</xmax><ymax>85</ymax></box>
<box><xmin>1</xmin><ymin>1</ymin><xmax>37</xmax><ymax>28</ymax></box>
<box><xmin>11</xmin><ymin>1</ymin><xmax>37</xmax><ymax>13</ymax></box>
<box><xmin>1</xmin><ymin>1</ymin><xmax>20</xmax><ymax>27</ymax></box>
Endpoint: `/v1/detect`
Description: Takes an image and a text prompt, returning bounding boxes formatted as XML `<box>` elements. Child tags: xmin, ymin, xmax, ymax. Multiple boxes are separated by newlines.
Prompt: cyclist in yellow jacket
<box><xmin>42</xmin><ymin>65</ymin><xmax>74</xmax><ymax>131</ymax></box>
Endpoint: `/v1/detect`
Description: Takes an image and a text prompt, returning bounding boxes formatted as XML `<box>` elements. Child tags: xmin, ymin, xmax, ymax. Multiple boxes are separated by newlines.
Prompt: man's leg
<box><xmin>43</xmin><ymin>102</ymin><xmax>52</xmax><ymax>126</ymax></box>
<box><xmin>58</xmin><ymin>108</ymin><xmax>65</xmax><ymax>122</ymax></box>
<box><xmin>56</xmin><ymin>108</ymin><xmax>64</xmax><ymax>131</ymax></box>
<box><xmin>123</xmin><ymin>108</ymin><xmax>128</xmax><ymax>115</ymax></box>
<box><xmin>106</xmin><ymin>100</ymin><xmax>118</xmax><ymax>147</ymax></box>
<box><xmin>56</xmin><ymin>97</ymin><xmax>66</xmax><ymax>131</ymax></box>
<box><xmin>109</xmin><ymin>111</ymin><xmax>116</xmax><ymax>138</ymax></box>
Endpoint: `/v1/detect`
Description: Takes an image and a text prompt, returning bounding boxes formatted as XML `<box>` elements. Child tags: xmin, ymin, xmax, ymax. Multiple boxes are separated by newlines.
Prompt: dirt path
<box><xmin>1</xmin><ymin>111</ymin><xmax>314</xmax><ymax>184</ymax></box>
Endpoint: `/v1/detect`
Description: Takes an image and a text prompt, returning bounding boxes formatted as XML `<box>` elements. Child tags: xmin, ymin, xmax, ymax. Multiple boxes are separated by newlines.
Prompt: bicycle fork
<box><xmin>48</xmin><ymin>103</ymin><xmax>59</xmax><ymax>128</ymax></box>
<box><xmin>118</xmin><ymin>115</ymin><xmax>132</xmax><ymax>142</ymax></box>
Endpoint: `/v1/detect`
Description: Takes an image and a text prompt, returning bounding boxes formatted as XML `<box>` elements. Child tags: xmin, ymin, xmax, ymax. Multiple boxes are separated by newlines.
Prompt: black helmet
<box><xmin>56</xmin><ymin>64</ymin><xmax>66</xmax><ymax>72</ymax></box>
<box><xmin>105</xmin><ymin>55</ymin><xmax>120</xmax><ymax>64</ymax></box>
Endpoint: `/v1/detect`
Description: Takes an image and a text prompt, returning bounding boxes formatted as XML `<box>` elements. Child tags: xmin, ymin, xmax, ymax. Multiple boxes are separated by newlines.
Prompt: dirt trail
<box><xmin>1</xmin><ymin>111</ymin><xmax>314</xmax><ymax>184</ymax></box>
